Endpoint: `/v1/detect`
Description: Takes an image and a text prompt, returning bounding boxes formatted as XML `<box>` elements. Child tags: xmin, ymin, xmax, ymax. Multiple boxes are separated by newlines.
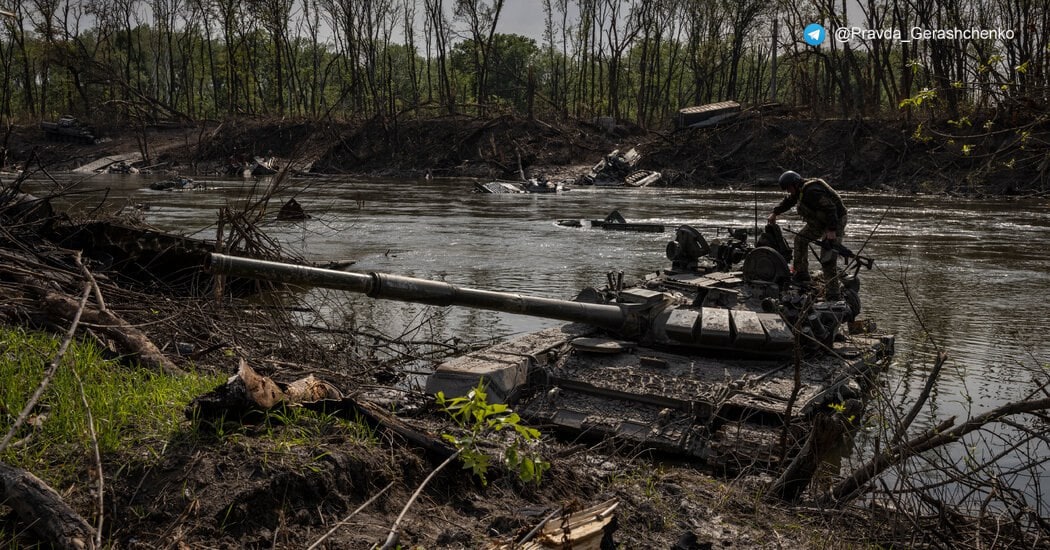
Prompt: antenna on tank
<box><xmin>753</xmin><ymin>176</ymin><xmax>759</xmax><ymax>240</ymax></box>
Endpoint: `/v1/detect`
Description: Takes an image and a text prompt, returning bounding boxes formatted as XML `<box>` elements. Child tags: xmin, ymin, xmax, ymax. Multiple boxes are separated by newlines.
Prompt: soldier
<box><xmin>767</xmin><ymin>170</ymin><xmax>848</xmax><ymax>300</ymax></box>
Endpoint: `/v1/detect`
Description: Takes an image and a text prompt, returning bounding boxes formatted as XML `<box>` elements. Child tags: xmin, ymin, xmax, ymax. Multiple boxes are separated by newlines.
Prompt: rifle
<box><xmin>779</xmin><ymin>226</ymin><xmax>875</xmax><ymax>270</ymax></box>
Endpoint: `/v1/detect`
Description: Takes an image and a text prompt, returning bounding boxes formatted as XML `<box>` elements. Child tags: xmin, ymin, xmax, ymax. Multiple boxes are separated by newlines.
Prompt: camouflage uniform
<box><xmin>772</xmin><ymin>178</ymin><xmax>848</xmax><ymax>299</ymax></box>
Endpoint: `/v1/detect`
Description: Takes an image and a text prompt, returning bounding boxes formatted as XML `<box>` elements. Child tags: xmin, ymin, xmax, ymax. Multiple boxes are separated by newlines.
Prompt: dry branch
<box><xmin>0</xmin><ymin>282</ymin><xmax>96</xmax><ymax>549</ymax></box>
<box><xmin>0</xmin><ymin>461</ymin><xmax>95</xmax><ymax>549</ymax></box>
<box><xmin>40</xmin><ymin>290</ymin><xmax>180</xmax><ymax>374</ymax></box>
<box><xmin>826</xmin><ymin>396</ymin><xmax>1050</xmax><ymax>506</ymax></box>
<box><xmin>769</xmin><ymin>399</ymin><xmax>862</xmax><ymax>502</ymax></box>
<box><xmin>379</xmin><ymin>448</ymin><xmax>463</xmax><ymax>550</ymax></box>
<box><xmin>0</xmin><ymin>284</ymin><xmax>92</xmax><ymax>453</ymax></box>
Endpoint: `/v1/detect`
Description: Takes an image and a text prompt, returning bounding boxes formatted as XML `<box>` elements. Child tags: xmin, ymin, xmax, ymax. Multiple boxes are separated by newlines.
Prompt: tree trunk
<box><xmin>768</xmin><ymin>399</ymin><xmax>862</xmax><ymax>502</ymax></box>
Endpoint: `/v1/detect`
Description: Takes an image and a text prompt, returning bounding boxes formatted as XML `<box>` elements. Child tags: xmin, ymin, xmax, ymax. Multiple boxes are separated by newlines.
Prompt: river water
<box><xmin>25</xmin><ymin>173</ymin><xmax>1050</xmax><ymax>510</ymax></box>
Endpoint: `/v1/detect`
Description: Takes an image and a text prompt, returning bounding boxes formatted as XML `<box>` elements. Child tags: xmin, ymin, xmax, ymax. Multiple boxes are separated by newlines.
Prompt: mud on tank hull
<box><xmin>427</xmin><ymin>311</ymin><xmax>893</xmax><ymax>472</ymax></box>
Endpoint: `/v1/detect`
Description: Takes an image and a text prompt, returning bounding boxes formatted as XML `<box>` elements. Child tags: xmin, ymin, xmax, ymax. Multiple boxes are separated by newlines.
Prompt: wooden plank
<box><xmin>73</xmin><ymin>152</ymin><xmax>142</xmax><ymax>173</ymax></box>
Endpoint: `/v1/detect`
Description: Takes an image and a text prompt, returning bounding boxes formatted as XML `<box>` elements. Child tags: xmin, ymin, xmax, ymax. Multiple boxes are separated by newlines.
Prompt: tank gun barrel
<box><xmin>206</xmin><ymin>253</ymin><xmax>628</xmax><ymax>331</ymax></box>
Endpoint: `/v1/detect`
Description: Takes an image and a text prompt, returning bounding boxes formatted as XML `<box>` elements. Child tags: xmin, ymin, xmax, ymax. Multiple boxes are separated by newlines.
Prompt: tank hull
<box><xmin>427</xmin><ymin>320</ymin><xmax>892</xmax><ymax>470</ymax></box>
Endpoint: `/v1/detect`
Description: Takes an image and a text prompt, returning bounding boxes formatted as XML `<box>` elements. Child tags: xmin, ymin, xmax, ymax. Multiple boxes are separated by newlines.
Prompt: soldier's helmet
<box><xmin>778</xmin><ymin>170</ymin><xmax>802</xmax><ymax>189</ymax></box>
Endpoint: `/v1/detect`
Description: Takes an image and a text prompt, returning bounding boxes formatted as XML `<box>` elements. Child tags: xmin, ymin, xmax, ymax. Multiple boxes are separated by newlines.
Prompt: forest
<box><xmin>0</xmin><ymin>0</ymin><xmax>1046</xmax><ymax>129</ymax></box>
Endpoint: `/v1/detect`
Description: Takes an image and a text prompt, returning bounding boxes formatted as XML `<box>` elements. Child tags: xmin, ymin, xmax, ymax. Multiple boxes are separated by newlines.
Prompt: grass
<box><xmin>0</xmin><ymin>326</ymin><xmax>225</xmax><ymax>481</ymax></box>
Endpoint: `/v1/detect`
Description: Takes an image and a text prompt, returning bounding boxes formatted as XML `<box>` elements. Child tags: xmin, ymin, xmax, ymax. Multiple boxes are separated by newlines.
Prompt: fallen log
<box><xmin>0</xmin><ymin>460</ymin><xmax>95</xmax><ymax>549</ymax></box>
<box><xmin>0</xmin><ymin>260</ymin><xmax>179</xmax><ymax>374</ymax></box>
<box><xmin>40</xmin><ymin>290</ymin><xmax>180</xmax><ymax>374</ymax></box>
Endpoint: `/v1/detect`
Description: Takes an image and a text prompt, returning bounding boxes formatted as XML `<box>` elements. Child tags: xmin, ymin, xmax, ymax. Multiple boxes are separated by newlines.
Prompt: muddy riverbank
<box><xmin>0</xmin><ymin>190</ymin><xmax>885</xmax><ymax>549</ymax></box>
<box><xmin>2</xmin><ymin>111</ymin><xmax>1048</xmax><ymax>548</ymax></box>
<box><xmin>4</xmin><ymin>108</ymin><xmax>1049</xmax><ymax>195</ymax></box>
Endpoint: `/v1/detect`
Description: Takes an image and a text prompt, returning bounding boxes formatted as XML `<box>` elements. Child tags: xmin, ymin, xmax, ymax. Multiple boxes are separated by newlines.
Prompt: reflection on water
<box><xmin>24</xmin><ymin>172</ymin><xmax>1050</xmax><ymax>504</ymax></box>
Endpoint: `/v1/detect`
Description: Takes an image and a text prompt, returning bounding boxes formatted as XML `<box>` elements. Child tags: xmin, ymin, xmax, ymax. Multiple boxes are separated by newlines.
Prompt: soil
<box><xmin>5</xmin><ymin>107</ymin><xmax>1049</xmax><ymax>195</ymax></box>
<box><xmin>1</xmin><ymin>110</ymin><xmax>1043</xmax><ymax>549</ymax></box>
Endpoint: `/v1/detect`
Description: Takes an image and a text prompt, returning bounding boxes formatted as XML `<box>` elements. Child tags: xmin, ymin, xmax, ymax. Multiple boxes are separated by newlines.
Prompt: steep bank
<box><xmin>5</xmin><ymin>110</ymin><xmax>1048</xmax><ymax>195</ymax></box>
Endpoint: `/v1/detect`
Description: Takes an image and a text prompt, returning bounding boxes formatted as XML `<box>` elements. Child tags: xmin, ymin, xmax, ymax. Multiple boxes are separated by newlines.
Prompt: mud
<box><xmin>6</xmin><ymin>109</ymin><xmax>1048</xmax><ymax>195</ymax></box>
<box><xmin>93</xmin><ymin>419</ymin><xmax>838</xmax><ymax>549</ymax></box>
<box><xmin>1</xmin><ymin>111</ymin><xmax>1045</xmax><ymax>548</ymax></box>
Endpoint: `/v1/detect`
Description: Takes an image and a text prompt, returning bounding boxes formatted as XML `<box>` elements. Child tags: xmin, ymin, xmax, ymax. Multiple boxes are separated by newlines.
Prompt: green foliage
<box><xmin>449</xmin><ymin>33</ymin><xmax>540</xmax><ymax>112</ymax></box>
<box><xmin>911</xmin><ymin>122</ymin><xmax>932</xmax><ymax>143</ymax></box>
<box><xmin>899</xmin><ymin>88</ymin><xmax>937</xmax><ymax>109</ymax></box>
<box><xmin>435</xmin><ymin>382</ymin><xmax>548</xmax><ymax>485</ymax></box>
<box><xmin>1018</xmin><ymin>129</ymin><xmax>1032</xmax><ymax>149</ymax></box>
<box><xmin>3</xmin><ymin>1</ymin><xmax>1046</xmax><ymax>133</ymax></box>
<box><xmin>0</xmin><ymin>327</ymin><xmax>224</xmax><ymax>479</ymax></box>
<box><xmin>827</xmin><ymin>401</ymin><xmax>856</xmax><ymax>423</ymax></box>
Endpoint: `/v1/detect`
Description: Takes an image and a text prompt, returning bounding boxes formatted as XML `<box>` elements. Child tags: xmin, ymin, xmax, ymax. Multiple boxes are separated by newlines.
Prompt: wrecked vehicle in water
<box><xmin>149</xmin><ymin>177</ymin><xmax>201</xmax><ymax>191</ymax></box>
<box><xmin>474</xmin><ymin>179</ymin><xmax>565</xmax><ymax>194</ymax></box>
<box><xmin>40</xmin><ymin>115</ymin><xmax>99</xmax><ymax>144</ymax></box>
<box><xmin>206</xmin><ymin>223</ymin><xmax>893</xmax><ymax>474</ymax></box>
<box><xmin>578</xmin><ymin>147</ymin><xmax>662</xmax><ymax>187</ymax></box>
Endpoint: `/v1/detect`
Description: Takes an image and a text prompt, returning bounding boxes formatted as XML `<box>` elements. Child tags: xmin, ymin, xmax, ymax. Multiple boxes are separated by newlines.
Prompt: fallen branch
<box><xmin>73</xmin><ymin>368</ymin><xmax>105</xmax><ymax>549</ymax></box>
<box><xmin>0</xmin><ymin>282</ymin><xmax>97</xmax><ymax>548</ymax></box>
<box><xmin>306</xmin><ymin>481</ymin><xmax>394</xmax><ymax>550</ymax></box>
<box><xmin>40</xmin><ymin>290</ymin><xmax>180</xmax><ymax>374</ymax></box>
<box><xmin>0</xmin><ymin>461</ymin><xmax>95</xmax><ymax>549</ymax></box>
<box><xmin>825</xmin><ymin>396</ymin><xmax>1050</xmax><ymax>506</ymax></box>
<box><xmin>379</xmin><ymin>448</ymin><xmax>463</xmax><ymax>550</ymax></box>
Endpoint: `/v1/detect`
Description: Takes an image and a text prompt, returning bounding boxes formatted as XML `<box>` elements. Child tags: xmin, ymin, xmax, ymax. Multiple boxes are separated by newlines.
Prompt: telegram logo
<box><xmin>803</xmin><ymin>23</ymin><xmax>826</xmax><ymax>46</ymax></box>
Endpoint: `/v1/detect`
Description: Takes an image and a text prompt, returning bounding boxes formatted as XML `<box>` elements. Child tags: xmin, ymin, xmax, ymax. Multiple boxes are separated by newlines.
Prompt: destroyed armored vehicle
<box><xmin>578</xmin><ymin>148</ymin><xmax>661</xmax><ymax>187</ymax></box>
<box><xmin>40</xmin><ymin>115</ymin><xmax>98</xmax><ymax>144</ymax></box>
<box><xmin>474</xmin><ymin>178</ymin><xmax>565</xmax><ymax>194</ymax></box>
<box><xmin>149</xmin><ymin>177</ymin><xmax>200</xmax><ymax>191</ymax></box>
<box><xmin>207</xmin><ymin>223</ymin><xmax>893</xmax><ymax>473</ymax></box>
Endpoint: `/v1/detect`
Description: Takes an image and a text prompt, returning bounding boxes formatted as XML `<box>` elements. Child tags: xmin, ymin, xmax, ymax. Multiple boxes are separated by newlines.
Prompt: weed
<box><xmin>0</xmin><ymin>327</ymin><xmax>224</xmax><ymax>482</ymax></box>
<box><xmin>436</xmin><ymin>381</ymin><xmax>549</xmax><ymax>485</ymax></box>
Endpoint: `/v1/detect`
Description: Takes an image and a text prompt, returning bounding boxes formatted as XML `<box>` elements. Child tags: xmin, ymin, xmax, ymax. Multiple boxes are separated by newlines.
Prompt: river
<box><xmin>25</xmin><ymin>173</ymin><xmax>1050</xmax><ymax>512</ymax></box>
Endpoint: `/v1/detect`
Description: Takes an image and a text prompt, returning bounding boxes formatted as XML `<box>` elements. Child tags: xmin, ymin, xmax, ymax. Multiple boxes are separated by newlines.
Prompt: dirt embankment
<box><xmin>3</xmin><ymin>112</ymin><xmax>1044</xmax><ymax>549</ymax></box>
<box><xmin>6</xmin><ymin>109</ymin><xmax>1048</xmax><ymax>195</ymax></box>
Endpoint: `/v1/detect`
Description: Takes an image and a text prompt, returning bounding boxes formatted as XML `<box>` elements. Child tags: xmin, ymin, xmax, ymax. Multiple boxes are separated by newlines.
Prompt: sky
<box><xmin>495</xmin><ymin>1</ymin><xmax>550</xmax><ymax>41</ymax></box>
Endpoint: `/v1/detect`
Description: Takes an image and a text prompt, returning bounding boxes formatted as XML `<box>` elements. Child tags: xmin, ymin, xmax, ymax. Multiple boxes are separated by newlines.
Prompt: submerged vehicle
<box><xmin>474</xmin><ymin>179</ymin><xmax>565</xmax><ymax>194</ymax></box>
<box><xmin>149</xmin><ymin>177</ymin><xmax>201</xmax><ymax>191</ymax></box>
<box><xmin>557</xmin><ymin>210</ymin><xmax>665</xmax><ymax>233</ymax></box>
<box><xmin>206</xmin><ymin>224</ymin><xmax>892</xmax><ymax>472</ymax></box>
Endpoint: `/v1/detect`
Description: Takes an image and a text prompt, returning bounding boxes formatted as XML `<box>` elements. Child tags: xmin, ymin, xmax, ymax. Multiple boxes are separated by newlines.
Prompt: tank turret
<box><xmin>206</xmin><ymin>252</ymin><xmax>801</xmax><ymax>356</ymax></box>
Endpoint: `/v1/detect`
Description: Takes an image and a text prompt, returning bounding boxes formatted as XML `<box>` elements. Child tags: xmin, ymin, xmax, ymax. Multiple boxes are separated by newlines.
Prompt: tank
<box><xmin>206</xmin><ymin>223</ymin><xmax>894</xmax><ymax>472</ymax></box>
<box><xmin>40</xmin><ymin>115</ymin><xmax>98</xmax><ymax>144</ymax></box>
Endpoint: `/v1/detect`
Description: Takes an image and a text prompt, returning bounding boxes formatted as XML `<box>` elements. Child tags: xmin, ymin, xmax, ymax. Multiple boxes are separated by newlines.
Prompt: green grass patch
<box><xmin>0</xmin><ymin>326</ymin><xmax>224</xmax><ymax>480</ymax></box>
